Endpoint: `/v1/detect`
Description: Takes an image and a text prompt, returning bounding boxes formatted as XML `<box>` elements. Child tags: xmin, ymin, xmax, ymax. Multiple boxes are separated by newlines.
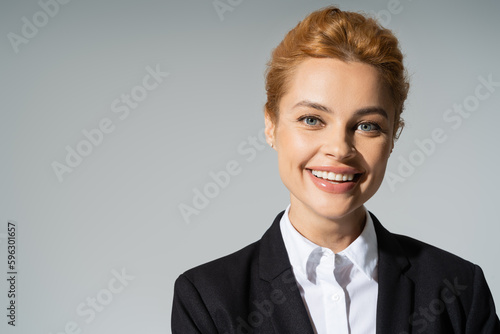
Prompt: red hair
<box><xmin>265</xmin><ymin>6</ymin><xmax>409</xmax><ymax>138</ymax></box>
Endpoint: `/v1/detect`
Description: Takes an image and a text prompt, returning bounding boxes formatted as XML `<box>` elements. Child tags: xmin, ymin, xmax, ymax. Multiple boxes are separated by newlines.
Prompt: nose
<box><xmin>322</xmin><ymin>128</ymin><xmax>356</xmax><ymax>161</ymax></box>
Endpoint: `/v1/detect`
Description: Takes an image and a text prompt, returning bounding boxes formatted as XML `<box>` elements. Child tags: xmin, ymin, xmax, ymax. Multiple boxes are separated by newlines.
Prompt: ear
<box><xmin>264</xmin><ymin>112</ymin><xmax>276</xmax><ymax>150</ymax></box>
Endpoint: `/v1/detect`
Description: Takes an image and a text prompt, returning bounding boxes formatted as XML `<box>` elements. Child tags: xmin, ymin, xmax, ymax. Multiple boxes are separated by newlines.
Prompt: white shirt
<box><xmin>279</xmin><ymin>204</ymin><xmax>378</xmax><ymax>334</ymax></box>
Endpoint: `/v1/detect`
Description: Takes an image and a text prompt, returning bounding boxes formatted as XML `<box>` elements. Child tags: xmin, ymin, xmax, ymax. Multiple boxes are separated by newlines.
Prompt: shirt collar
<box><xmin>279</xmin><ymin>204</ymin><xmax>378</xmax><ymax>282</ymax></box>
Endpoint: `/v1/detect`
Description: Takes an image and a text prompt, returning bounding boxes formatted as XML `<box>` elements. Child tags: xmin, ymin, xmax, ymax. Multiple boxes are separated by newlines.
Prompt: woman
<box><xmin>172</xmin><ymin>6</ymin><xmax>499</xmax><ymax>333</ymax></box>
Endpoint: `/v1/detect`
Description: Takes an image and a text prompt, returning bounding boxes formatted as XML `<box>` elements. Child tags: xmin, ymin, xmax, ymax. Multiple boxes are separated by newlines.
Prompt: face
<box><xmin>265</xmin><ymin>57</ymin><xmax>395</xmax><ymax>225</ymax></box>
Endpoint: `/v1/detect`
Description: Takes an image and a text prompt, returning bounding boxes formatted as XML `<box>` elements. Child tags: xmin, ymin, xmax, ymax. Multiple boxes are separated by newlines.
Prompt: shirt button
<box><xmin>331</xmin><ymin>294</ymin><xmax>341</xmax><ymax>301</ymax></box>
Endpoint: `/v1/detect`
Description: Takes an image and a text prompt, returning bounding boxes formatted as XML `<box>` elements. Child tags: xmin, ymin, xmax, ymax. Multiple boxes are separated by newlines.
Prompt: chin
<box><xmin>298</xmin><ymin>192</ymin><xmax>363</xmax><ymax>222</ymax></box>
<box><xmin>317</xmin><ymin>202</ymin><xmax>363</xmax><ymax>221</ymax></box>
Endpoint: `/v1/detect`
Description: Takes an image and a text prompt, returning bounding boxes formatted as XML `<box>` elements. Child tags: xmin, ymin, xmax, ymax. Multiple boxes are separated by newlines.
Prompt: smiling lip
<box><xmin>306</xmin><ymin>166</ymin><xmax>363</xmax><ymax>194</ymax></box>
<box><xmin>307</xmin><ymin>166</ymin><xmax>363</xmax><ymax>174</ymax></box>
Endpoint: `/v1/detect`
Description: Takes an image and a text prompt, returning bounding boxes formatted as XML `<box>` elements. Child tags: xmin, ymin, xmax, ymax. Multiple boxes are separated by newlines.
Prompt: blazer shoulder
<box><xmin>178</xmin><ymin>210</ymin><xmax>287</xmax><ymax>289</ymax></box>
<box><xmin>391</xmin><ymin>233</ymin><xmax>500</xmax><ymax>331</ymax></box>
<box><xmin>172</xmin><ymin>239</ymin><xmax>265</xmax><ymax>334</ymax></box>
<box><xmin>371</xmin><ymin>212</ymin><xmax>476</xmax><ymax>278</ymax></box>
<box><xmin>179</xmin><ymin>239</ymin><xmax>262</xmax><ymax>288</ymax></box>
<box><xmin>392</xmin><ymin>232</ymin><xmax>476</xmax><ymax>278</ymax></box>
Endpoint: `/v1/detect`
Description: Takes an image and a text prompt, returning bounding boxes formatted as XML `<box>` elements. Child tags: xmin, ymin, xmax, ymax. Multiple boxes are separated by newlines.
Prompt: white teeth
<box><xmin>310</xmin><ymin>170</ymin><xmax>357</xmax><ymax>182</ymax></box>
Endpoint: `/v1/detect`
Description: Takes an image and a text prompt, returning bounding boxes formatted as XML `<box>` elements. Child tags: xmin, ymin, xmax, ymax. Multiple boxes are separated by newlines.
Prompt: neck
<box><xmin>288</xmin><ymin>199</ymin><xmax>366</xmax><ymax>254</ymax></box>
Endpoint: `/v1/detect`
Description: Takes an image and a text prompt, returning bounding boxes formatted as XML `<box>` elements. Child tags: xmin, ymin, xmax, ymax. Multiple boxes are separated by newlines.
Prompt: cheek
<box><xmin>359</xmin><ymin>140</ymin><xmax>392</xmax><ymax>173</ymax></box>
<box><xmin>277</xmin><ymin>129</ymin><xmax>316</xmax><ymax>168</ymax></box>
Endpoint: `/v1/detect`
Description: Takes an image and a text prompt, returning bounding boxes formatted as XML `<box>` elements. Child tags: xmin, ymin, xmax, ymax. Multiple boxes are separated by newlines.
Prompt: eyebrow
<box><xmin>292</xmin><ymin>100</ymin><xmax>389</xmax><ymax>119</ymax></box>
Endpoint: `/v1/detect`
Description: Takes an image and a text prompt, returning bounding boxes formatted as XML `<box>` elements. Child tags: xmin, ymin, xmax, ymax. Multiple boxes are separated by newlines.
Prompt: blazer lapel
<box><xmin>258</xmin><ymin>210</ymin><xmax>415</xmax><ymax>333</ymax></box>
<box><xmin>371</xmin><ymin>213</ymin><xmax>414</xmax><ymax>334</ymax></box>
<box><xmin>258</xmin><ymin>211</ymin><xmax>315</xmax><ymax>334</ymax></box>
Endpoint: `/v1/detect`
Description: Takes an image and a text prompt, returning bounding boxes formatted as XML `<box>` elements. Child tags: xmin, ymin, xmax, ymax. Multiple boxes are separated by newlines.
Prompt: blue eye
<box><xmin>358</xmin><ymin>123</ymin><xmax>379</xmax><ymax>132</ymax></box>
<box><xmin>304</xmin><ymin>117</ymin><xmax>318</xmax><ymax>126</ymax></box>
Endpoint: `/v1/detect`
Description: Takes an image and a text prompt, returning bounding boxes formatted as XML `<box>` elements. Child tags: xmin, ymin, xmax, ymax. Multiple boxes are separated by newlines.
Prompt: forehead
<box><xmin>282</xmin><ymin>58</ymin><xmax>394</xmax><ymax>119</ymax></box>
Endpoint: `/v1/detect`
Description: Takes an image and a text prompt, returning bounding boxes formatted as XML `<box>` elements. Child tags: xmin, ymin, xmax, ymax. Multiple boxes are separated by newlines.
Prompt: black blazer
<box><xmin>172</xmin><ymin>211</ymin><xmax>500</xmax><ymax>333</ymax></box>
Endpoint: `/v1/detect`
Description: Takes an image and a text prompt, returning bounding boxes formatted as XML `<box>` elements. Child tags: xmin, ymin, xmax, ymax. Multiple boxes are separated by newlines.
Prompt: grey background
<box><xmin>1</xmin><ymin>0</ymin><xmax>499</xmax><ymax>333</ymax></box>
